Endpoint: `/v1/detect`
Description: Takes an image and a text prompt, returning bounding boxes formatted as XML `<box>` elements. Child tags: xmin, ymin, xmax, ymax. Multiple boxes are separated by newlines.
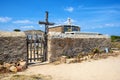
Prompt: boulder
<box><xmin>19</xmin><ymin>61</ymin><xmax>27</xmax><ymax>69</ymax></box>
<box><xmin>16</xmin><ymin>65</ymin><xmax>23</xmax><ymax>72</ymax></box>
<box><xmin>3</xmin><ymin>63</ymin><xmax>11</xmax><ymax>69</ymax></box>
<box><xmin>66</xmin><ymin>58</ymin><xmax>76</xmax><ymax>64</ymax></box>
<box><xmin>60</xmin><ymin>56</ymin><xmax>67</xmax><ymax>63</ymax></box>
<box><xmin>9</xmin><ymin>66</ymin><xmax>17</xmax><ymax>73</ymax></box>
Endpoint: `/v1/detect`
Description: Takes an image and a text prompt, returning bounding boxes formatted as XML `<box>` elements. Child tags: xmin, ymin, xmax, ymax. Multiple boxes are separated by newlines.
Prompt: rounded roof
<box><xmin>49</xmin><ymin>24</ymin><xmax>80</xmax><ymax>28</ymax></box>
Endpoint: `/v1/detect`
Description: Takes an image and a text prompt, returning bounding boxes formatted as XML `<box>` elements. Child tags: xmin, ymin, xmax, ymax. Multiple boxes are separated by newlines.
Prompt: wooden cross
<box><xmin>39</xmin><ymin>11</ymin><xmax>54</xmax><ymax>61</ymax></box>
<box><xmin>39</xmin><ymin>11</ymin><xmax>54</xmax><ymax>34</ymax></box>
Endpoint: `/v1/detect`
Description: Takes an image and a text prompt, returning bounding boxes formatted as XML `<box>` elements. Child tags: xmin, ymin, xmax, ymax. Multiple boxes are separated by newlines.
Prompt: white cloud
<box><xmin>21</xmin><ymin>26</ymin><xmax>34</xmax><ymax>29</ymax></box>
<box><xmin>65</xmin><ymin>7</ymin><xmax>74</xmax><ymax>12</ymax></box>
<box><xmin>0</xmin><ymin>17</ymin><xmax>12</xmax><ymax>23</ymax></box>
<box><xmin>13</xmin><ymin>20</ymin><xmax>33</xmax><ymax>24</ymax></box>
<box><xmin>78</xmin><ymin>5</ymin><xmax>120</xmax><ymax>10</ymax></box>
<box><xmin>105</xmin><ymin>23</ymin><xmax>115</xmax><ymax>27</ymax></box>
<box><xmin>52</xmin><ymin>18</ymin><xmax>76</xmax><ymax>25</ymax></box>
<box><xmin>78</xmin><ymin>5</ymin><xmax>120</xmax><ymax>14</ymax></box>
<box><xmin>83</xmin><ymin>23</ymin><xmax>120</xmax><ymax>30</ymax></box>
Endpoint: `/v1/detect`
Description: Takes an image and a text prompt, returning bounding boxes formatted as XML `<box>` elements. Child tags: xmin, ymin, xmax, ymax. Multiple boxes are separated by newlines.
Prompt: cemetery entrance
<box><xmin>27</xmin><ymin>34</ymin><xmax>46</xmax><ymax>64</ymax></box>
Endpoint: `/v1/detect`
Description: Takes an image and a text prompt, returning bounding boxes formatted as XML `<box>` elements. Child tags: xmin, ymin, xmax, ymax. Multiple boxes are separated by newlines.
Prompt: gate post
<box><xmin>39</xmin><ymin>11</ymin><xmax>54</xmax><ymax>61</ymax></box>
<box><xmin>26</xmin><ymin>35</ymin><xmax>29</xmax><ymax>67</ymax></box>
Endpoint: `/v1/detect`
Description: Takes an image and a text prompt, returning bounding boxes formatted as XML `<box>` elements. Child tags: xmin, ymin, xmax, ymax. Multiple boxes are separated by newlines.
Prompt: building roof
<box><xmin>49</xmin><ymin>24</ymin><xmax>80</xmax><ymax>28</ymax></box>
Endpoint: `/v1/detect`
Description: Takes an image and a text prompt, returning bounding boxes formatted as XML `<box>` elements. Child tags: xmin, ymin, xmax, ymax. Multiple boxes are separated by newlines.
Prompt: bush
<box><xmin>92</xmin><ymin>48</ymin><xmax>100</xmax><ymax>54</ymax></box>
<box><xmin>13</xmin><ymin>29</ymin><xmax>21</xmax><ymax>32</ymax></box>
<box><xmin>111</xmin><ymin>35</ymin><xmax>120</xmax><ymax>42</ymax></box>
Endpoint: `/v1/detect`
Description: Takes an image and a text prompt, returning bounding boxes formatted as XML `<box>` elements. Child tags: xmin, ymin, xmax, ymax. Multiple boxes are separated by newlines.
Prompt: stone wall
<box><xmin>47</xmin><ymin>33</ymin><xmax>111</xmax><ymax>62</ymax></box>
<box><xmin>0</xmin><ymin>32</ymin><xmax>27</xmax><ymax>63</ymax></box>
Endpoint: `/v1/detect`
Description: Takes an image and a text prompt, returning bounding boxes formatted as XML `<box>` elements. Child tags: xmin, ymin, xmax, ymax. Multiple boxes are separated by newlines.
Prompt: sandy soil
<box><xmin>18</xmin><ymin>55</ymin><xmax>120</xmax><ymax>80</ymax></box>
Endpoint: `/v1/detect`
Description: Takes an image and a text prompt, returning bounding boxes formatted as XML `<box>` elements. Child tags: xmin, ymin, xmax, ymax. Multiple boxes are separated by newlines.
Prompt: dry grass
<box><xmin>0</xmin><ymin>73</ymin><xmax>10</xmax><ymax>80</ymax></box>
<box><xmin>10</xmin><ymin>74</ymin><xmax>52</xmax><ymax>80</ymax></box>
<box><xmin>111</xmin><ymin>42</ymin><xmax>120</xmax><ymax>49</ymax></box>
<box><xmin>0</xmin><ymin>74</ymin><xmax>52</xmax><ymax>80</ymax></box>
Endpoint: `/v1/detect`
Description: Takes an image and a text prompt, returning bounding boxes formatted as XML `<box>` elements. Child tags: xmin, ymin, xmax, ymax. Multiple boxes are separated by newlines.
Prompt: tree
<box><xmin>111</xmin><ymin>35</ymin><xmax>120</xmax><ymax>42</ymax></box>
<box><xmin>13</xmin><ymin>29</ymin><xmax>21</xmax><ymax>32</ymax></box>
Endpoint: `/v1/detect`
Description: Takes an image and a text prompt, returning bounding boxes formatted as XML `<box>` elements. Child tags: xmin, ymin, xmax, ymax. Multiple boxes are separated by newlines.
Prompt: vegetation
<box><xmin>91</xmin><ymin>47</ymin><xmax>101</xmax><ymax>54</ymax></box>
<box><xmin>10</xmin><ymin>74</ymin><xmax>52</xmax><ymax>80</ymax></box>
<box><xmin>77</xmin><ymin>52</ymin><xmax>85</xmax><ymax>59</ymax></box>
<box><xmin>13</xmin><ymin>29</ymin><xmax>21</xmax><ymax>32</ymax></box>
<box><xmin>111</xmin><ymin>42</ymin><xmax>120</xmax><ymax>49</ymax></box>
<box><xmin>111</xmin><ymin>35</ymin><xmax>120</xmax><ymax>42</ymax></box>
<box><xmin>0</xmin><ymin>74</ymin><xmax>52</xmax><ymax>80</ymax></box>
<box><xmin>111</xmin><ymin>35</ymin><xmax>120</xmax><ymax>49</ymax></box>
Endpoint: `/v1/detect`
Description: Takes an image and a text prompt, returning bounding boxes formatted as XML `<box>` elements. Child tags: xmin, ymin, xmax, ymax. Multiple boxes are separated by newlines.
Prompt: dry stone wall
<box><xmin>0</xmin><ymin>32</ymin><xmax>27</xmax><ymax>63</ymax></box>
<box><xmin>48</xmin><ymin>33</ymin><xmax>111</xmax><ymax>62</ymax></box>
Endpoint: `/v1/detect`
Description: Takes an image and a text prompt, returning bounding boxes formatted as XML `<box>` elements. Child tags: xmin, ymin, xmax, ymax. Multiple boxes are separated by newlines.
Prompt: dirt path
<box><xmin>18</xmin><ymin>55</ymin><xmax>120</xmax><ymax>80</ymax></box>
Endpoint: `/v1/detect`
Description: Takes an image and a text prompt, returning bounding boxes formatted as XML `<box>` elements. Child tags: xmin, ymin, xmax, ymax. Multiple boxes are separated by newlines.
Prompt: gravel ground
<box><xmin>17</xmin><ymin>55</ymin><xmax>120</xmax><ymax>80</ymax></box>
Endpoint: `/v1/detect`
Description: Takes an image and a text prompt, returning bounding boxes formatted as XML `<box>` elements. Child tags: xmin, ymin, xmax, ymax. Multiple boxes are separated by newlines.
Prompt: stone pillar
<box><xmin>47</xmin><ymin>39</ymin><xmax>52</xmax><ymax>62</ymax></box>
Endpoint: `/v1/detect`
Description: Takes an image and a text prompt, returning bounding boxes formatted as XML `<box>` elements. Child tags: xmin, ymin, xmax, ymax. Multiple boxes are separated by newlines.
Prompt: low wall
<box><xmin>48</xmin><ymin>33</ymin><xmax>111</xmax><ymax>62</ymax></box>
<box><xmin>0</xmin><ymin>32</ymin><xmax>27</xmax><ymax>63</ymax></box>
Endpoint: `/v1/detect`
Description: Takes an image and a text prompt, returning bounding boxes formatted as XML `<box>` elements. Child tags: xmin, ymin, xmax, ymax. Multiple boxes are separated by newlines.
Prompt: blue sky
<box><xmin>0</xmin><ymin>0</ymin><xmax>120</xmax><ymax>36</ymax></box>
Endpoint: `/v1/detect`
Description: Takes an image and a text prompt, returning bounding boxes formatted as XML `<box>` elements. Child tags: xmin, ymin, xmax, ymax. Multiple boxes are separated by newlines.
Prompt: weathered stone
<box><xmin>9</xmin><ymin>66</ymin><xmax>17</xmax><ymax>73</ymax></box>
<box><xmin>60</xmin><ymin>56</ymin><xmax>67</xmax><ymax>63</ymax></box>
<box><xmin>66</xmin><ymin>58</ymin><xmax>76</xmax><ymax>64</ymax></box>
<box><xmin>48</xmin><ymin>37</ymin><xmax>111</xmax><ymax>62</ymax></box>
<box><xmin>82</xmin><ymin>56</ymin><xmax>89</xmax><ymax>61</ymax></box>
<box><xmin>0</xmin><ymin>31</ymin><xmax>27</xmax><ymax>63</ymax></box>
<box><xmin>19</xmin><ymin>61</ymin><xmax>27</xmax><ymax>69</ymax></box>
<box><xmin>16</xmin><ymin>66</ymin><xmax>23</xmax><ymax>72</ymax></box>
<box><xmin>3</xmin><ymin>63</ymin><xmax>11</xmax><ymax>69</ymax></box>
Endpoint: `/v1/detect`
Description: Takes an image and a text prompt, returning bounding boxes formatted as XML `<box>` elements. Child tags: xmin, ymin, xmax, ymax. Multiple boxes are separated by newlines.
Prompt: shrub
<box><xmin>111</xmin><ymin>35</ymin><xmax>120</xmax><ymax>42</ymax></box>
<box><xmin>13</xmin><ymin>29</ymin><xmax>21</xmax><ymax>32</ymax></box>
<box><xmin>92</xmin><ymin>48</ymin><xmax>100</xmax><ymax>54</ymax></box>
<box><xmin>77</xmin><ymin>52</ymin><xmax>85</xmax><ymax>58</ymax></box>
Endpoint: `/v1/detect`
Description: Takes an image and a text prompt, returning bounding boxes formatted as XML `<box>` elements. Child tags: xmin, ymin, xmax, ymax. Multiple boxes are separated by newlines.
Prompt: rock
<box><xmin>82</xmin><ymin>56</ymin><xmax>86</xmax><ymax>60</ymax></box>
<box><xmin>85</xmin><ymin>56</ymin><xmax>89</xmax><ymax>60</ymax></box>
<box><xmin>9</xmin><ymin>66</ymin><xmax>17</xmax><ymax>73</ymax></box>
<box><xmin>3</xmin><ymin>63</ymin><xmax>11</xmax><ymax>69</ymax></box>
<box><xmin>19</xmin><ymin>61</ymin><xmax>26</xmax><ymax>66</ymax></box>
<box><xmin>60</xmin><ymin>56</ymin><xmax>67</xmax><ymax>63</ymax></box>
<box><xmin>19</xmin><ymin>61</ymin><xmax>27</xmax><ymax>69</ymax></box>
<box><xmin>66</xmin><ymin>58</ymin><xmax>76</xmax><ymax>64</ymax></box>
<box><xmin>0</xmin><ymin>64</ymin><xmax>3</xmax><ymax>70</ymax></box>
<box><xmin>16</xmin><ymin>66</ymin><xmax>23</xmax><ymax>72</ymax></box>
<box><xmin>10</xmin><ymin>62</ymin><xmax>15</xmax><ymax>66</ymax></box>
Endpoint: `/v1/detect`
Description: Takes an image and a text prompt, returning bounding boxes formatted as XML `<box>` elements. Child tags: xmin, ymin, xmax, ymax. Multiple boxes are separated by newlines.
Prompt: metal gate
<box><xmin>27</xmin><ymin>34</ymin><xmax>45</xmax><ymax>64</ymax></box>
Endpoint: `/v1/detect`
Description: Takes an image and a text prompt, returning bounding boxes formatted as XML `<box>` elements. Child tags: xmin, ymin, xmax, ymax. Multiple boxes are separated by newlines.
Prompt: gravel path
<box><xmin>18</xmin><ymin>55</ymin><xmax>120</xmax><ymax>80</ymax></box>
